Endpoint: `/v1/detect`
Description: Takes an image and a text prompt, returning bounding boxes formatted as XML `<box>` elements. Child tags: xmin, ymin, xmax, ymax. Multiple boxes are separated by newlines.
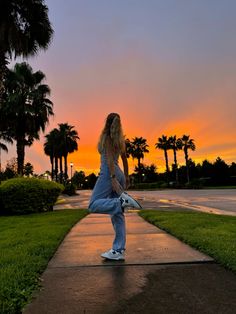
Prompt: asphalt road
<box><xmin>55</xmin><ymin>189</ymin><xmax>236</xmax><ymax>216</ymax></box>
<box><xmin>131</xmin><ymin>189</ymin><xmax>236</xmax><ymax>215</ymax></box>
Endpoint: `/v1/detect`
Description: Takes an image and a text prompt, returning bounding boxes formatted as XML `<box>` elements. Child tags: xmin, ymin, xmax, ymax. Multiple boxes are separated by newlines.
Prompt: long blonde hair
<box><xmin>98</xmin><ymin>113</ymin><xmax>125</xmax><ymax>155</ymax></box>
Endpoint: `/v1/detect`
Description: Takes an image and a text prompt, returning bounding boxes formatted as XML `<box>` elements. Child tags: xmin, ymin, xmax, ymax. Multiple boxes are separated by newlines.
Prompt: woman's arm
<box><xmin>121</xmin><ymin>152</ymin><xmax>130</xmax><ymax>189</ymax></box>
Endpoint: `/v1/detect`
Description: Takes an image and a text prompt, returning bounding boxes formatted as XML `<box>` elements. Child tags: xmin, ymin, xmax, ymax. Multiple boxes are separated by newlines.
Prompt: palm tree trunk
<box><xmin>59</xmin><ymin>156</ymin><xmax>63</xmax><ymax>183</ymax></box>
<box><xmin>173</xmin><ymin>149</ymin><xmax>179</xmax><ymax>185</ymax></box>
<box><xmin>164</xmin><ymin>149</ymin><xmax>169</xmax><ymax>184</ymax></box>
<box><xmin>184</xmin><ymin>148</ymin><xmax>190</xmax><ymax>183</ymax></box>
<box><xmin>64</xmin><ymin>154</ymin><xmax>68</xmax><ymax>180</ymax></box>
<box><xmin>16</xmin><ymin>137</ymin><xmax>25</xmax><ymax>176</ymax></box>
<box><xmin>164</xmin><ymin>150</ymin><xmax>169</xmax><ymax>173</ymax></box>
<box><xmin>138</xmin><ymin>158</ymin><xmax>141</xmax><ymax>183</ymax></box>
<box><xmin>55</xmin><ymin>156</ymin><xmax>58</xmax><ymax>181</ymax></box>
<box><xmin>0</xmin><ymin>50</ymin><xmax>8</xmax><ymax>102</ymax></box>
<box><xmin>50</xmin><ymin>154</ymin><xmax>54</xmax><ymax>180</ymax></box>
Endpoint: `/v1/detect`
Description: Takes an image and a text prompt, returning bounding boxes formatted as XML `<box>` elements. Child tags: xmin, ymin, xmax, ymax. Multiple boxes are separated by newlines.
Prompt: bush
<box><xmin>185</xmin><ymin>179</ymin><xmax>203</xmax><ymax>189</ymax></box>
<box><xmin>0</xmin><ymin>178</ymin><xmax>64</xmax><ymax>214</ymax></box>
<box><xmin>62</xmin><ymin>182</ymin><xmax>77</xmax><ymax>196</ymax></box>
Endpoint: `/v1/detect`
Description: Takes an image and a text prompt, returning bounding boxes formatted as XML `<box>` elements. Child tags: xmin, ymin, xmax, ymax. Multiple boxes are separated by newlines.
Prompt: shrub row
<box><xmin>62</xmin><ymin>182</ymin><xmax>77</xmax><ymax>196</ymax></box>
<box><xmin>131</xmin><ymin>180</ymin><xmax>206</xmax><ymax>190</ymax></box>
<box><xmin>131</xmin><ymin>181</ymin><xmax>168</xmax><ymax>190</ymax></box>
<box><xmin>0</xmin><ymin>178</ymin><xmax>64</xmax><ymax>214</ymax></box>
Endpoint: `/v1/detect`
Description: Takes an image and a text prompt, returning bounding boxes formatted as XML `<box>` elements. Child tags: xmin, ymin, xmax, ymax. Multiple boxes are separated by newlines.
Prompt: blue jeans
<box><xmin>88</xmin><ymin>161</ymin><xmax>126</xmax><ymax>252</ymax></box>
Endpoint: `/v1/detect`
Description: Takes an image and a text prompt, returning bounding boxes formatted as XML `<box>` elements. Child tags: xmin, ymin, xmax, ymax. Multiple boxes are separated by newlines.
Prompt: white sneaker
<box><xmin>101</xmin><ymin>249</ymin><xmax>125</xmax><ymax>260</ymax></box>
<box><xmin>119</xmin><ymin>192</ymin><xmax>142</xmax><ymax>209</ymax></box>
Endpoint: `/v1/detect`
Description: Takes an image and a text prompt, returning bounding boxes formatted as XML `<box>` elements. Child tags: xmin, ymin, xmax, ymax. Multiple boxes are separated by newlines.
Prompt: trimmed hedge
<box><xmin>131</xmin><ymin>181</ymin><xmax>168</xmax><ymax>190</ymax></box>
<box><xmin>0</xmin><ymin>178</ymin><xmax>64</xmax><ymax>214</ymax></box>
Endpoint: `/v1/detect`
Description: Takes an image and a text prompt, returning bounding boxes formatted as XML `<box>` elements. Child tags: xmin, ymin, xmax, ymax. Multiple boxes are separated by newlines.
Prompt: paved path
<box><xmin>24</xmin><ymin>212</ymin><xmax>236</xmax><ymax>314</ymax></box>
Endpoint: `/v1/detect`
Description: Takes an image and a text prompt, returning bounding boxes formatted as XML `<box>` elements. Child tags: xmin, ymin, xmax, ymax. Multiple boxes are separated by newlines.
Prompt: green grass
<box><xmin>0</xmin><ymin>209</ymin><xmax>88</xmax><ymax>314</ymax></box>
<box><xmin>204</xmin><ymin>186</ymin><xmax>236</xmax><ymax>189</ymax></box>
<box><xmin>139</xmin><ymin>210</ymin><xmax>236</xmax><ymax>273</ymax></box>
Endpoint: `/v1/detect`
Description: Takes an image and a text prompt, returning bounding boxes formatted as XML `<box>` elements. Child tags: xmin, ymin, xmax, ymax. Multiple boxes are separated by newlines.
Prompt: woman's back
<box><xmin>100</xmin><ymin>148</ymin><xmax>119</xmax><ymax>167</ymax></box>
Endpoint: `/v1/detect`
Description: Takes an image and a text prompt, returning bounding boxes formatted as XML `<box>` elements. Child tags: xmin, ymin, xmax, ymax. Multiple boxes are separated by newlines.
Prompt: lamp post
<box><xmin>70</xmin><ymin>162</ymin><xmax>74</xmax><ymax>180</ymax></box>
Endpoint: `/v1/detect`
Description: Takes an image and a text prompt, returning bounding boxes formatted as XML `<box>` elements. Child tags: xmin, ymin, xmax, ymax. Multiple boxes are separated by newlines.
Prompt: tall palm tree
<box><xmin>125</xmin><ymin>138</ymin><xmax>132</xmax><ymax>158</ymax></box>
<box><xmin>3</xmin><ymin>62</ymin><xmax>54</xmax><ymax>175</ymax></box>
<box><xmin>155</xmin><ymin>135</ymin><xmax>171</xmax><ymax>181</ymax></box>
<box><xmin>0</xmin><ymin>131</ymin><xmax>13</xmax><ymax>172</ymax></box>
<box><xmin>58</xmin><ymin>123</ymin><xmax>80</xmax><ymax>180</ymax></box>
<box><xmin>44</xmin><ymin>128</ymin><xmax>60</xmax><ymax>181</ymax></box>
<box><xmin>181</xmin><ymin>135</ymin><xmax>196</xmax><ymax>183</ymax></box>
<box><xmin>0</xmin><ymin>0</ymin><xmax>53</xmax><ymax>99</ymax></box>
<box><xmin>127</xmin><ymin>137</ymin><xmax>149</xmax><ymax>182</ymax></box>
<box><xmin>169</xmin><ymin>135</ymin><xmax>182</xmax><ymax>185</ymax></box>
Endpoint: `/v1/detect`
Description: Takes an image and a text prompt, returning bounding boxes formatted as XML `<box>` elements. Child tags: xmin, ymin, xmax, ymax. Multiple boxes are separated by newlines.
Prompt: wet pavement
<box><xmin>55</xmin><ymin>189</ymin><xmax>236</xmax><ymax>216</ymax></box>
<box><xmin>24</xmin><ymin>211</ymin><xmax>236</xmax><ymax>314</ymax></box>
<box><xmin>132</xmin><ymin>189</ymin><xmax>236</xmax><ymax>215</ymax></box>
<box><xmin>46</xmin><ymin>214</ymin><xmax>212</xmax><ymax>267</ymax></box>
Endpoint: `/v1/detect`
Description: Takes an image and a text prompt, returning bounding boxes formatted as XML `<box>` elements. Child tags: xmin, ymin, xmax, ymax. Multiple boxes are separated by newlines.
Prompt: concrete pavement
<box><xmin>24</xmin><ymin>211</ymin><xmax>236</xmax><ymax>314</ymax></box>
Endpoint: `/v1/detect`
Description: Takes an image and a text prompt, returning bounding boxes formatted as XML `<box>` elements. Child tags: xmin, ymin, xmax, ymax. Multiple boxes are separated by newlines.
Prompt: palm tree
<box><xmin>155</xmin><ymin>135</ymin><xmax>171</xmax><ymax>182</ymax></box>
<box><xmin>58</xmin><ymin>123</ymin><xmax>80</xmax><ymax>180</ymax></box>
<box><xmin>3</xmin><ymin>62</ymin><xmax>54</xmax><ymax>175</ymax></box>
<box><xmin>125</xmin><ymin>138</ymin><xmax>132</xmax><ymax>158</ymax></box>
<box><xmin>181</xmin><ymin>135</ymin><xmax>196</xmax><ymax>183</ymax></box>
<box><xmin>0</xmin><ymin>0</ymin><xmax>53</xmax><ymax>99</ymax></box>
<box><xmin>0</xmin><ymin>131</ymin><xmax>13</xmax><ymax>172</ymax></box>
<box><xmin>127</xmin><ymin>137</ymin><xmax>149</xmax><ymax>182</ymax></box>
<box><xmin>44</xmin><ymin>128</ymin><xmax>60</xmax><ymax>181</ymax></box>
<box><xmin>169</xmin><ymin>135</ymin><xmax>182</xmax><ymax>185</ymax></box>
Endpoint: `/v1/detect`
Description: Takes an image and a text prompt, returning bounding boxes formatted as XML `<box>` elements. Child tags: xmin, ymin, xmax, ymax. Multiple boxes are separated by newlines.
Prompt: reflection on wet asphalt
<box><xmin>55</xmin><ymin>189</ymin><xmax>236</xmax><ymax>215</ymax></box>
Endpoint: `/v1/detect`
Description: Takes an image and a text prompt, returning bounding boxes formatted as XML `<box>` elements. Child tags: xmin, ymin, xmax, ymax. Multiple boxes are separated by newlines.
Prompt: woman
<box><xmin>88</xmin><ymin>113</ymin><xmax>142</xmax><ymax>261</ymax></box>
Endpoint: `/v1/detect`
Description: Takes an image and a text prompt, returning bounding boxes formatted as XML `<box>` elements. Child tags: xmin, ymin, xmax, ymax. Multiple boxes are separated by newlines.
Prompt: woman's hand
<box><xmin>111</xmin><ymin>178</ymin><xmax>123</xmax><ymax>195</ymax></box>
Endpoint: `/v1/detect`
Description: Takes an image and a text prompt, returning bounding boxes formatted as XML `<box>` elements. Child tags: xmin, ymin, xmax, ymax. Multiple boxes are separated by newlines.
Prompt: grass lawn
<box><xmin>204</xmin><ymin>186</ymin><xmax>236</xmax><ymax>189</ymax></box>
<box><xmin>139</xmin><ymin>210</ymin><xmax>236</xmax><ymax>273</ymax></box>
<box><xmin>0</xmin><ymin>209</ymin><xmax>88</xmax><ymax>314</ymax></box>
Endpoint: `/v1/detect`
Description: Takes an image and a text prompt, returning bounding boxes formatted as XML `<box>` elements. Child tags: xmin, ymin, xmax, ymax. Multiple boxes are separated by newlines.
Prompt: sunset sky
<box><xmin>3</xmin><ymin>0</ymin><xmax>236</xmax><ymax>175</ymax></box>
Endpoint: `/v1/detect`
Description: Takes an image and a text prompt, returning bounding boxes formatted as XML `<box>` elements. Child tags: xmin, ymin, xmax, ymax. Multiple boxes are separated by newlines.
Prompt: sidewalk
<box><xmin>24</xmin><ymin>211</ymin><xmax>236</xmax><ymax>314</ymax></box>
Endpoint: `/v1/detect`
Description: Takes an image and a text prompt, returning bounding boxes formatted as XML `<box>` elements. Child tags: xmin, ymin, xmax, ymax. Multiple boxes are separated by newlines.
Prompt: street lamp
<box><xmin>70</xmin><ymin>162</ymin><xmax>74</xmax><ymax>180</ymax></box>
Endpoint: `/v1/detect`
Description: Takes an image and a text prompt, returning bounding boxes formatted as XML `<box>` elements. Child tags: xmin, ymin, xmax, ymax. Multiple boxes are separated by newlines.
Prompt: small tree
<box><xmin>134</xmin><ymin>163</ymin><xmax>158</xmax><ymax>183</ymax></box>
<box><xmin>0</xmin><ymin>131</ymin><xmax>13</xmax><ymax>172</ymax></box>
<box><xmin>4</xmin><ymin>157</ymin><xmax>18</xmax><ymax>179</ymax></box>
<box><xmin>23</xmin><ymin>162</ymin><xmax>34</xmax><ymax>177</ymax></box>
<box><xmin>83</xmin><ymin>173</ymin><xmax>97</xmax><ymax>189</ymax></box>
<box><xmin>72</xmin><ymin>171</ymin><xmax>86</xmax><ymax>189</ymax></box>
<box><xmin>229</xmin><ymin>162</ymin><xmax>236</xmax><ymax>177</ymax></box>
<box><xmin>126</xmin><ymin>137</ymin><xmax>149</xmax><ymax>182</ymax></box>
<box><xmin>212</xmin><ymin>157</ymin><xmax>229</xmax><ymax>185</ymax></box>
